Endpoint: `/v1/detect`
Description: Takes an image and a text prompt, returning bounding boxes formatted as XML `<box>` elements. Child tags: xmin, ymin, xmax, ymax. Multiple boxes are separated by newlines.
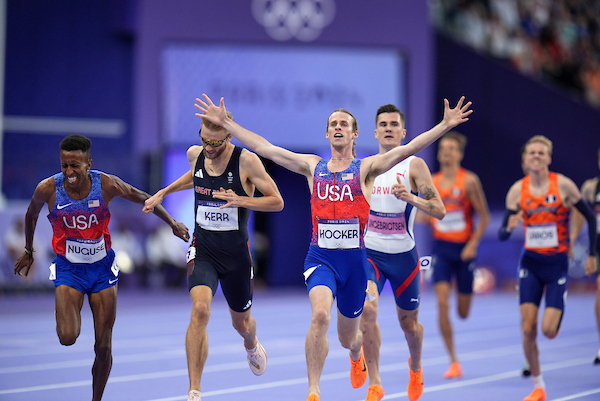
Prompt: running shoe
<box><xmin>522</xmin><ymin>361</ymin><xmax>531</xmax><ymax>377</ymax></box>
<box><xmin>247</xmin><ymin>341</ymin><xmax>267</xmax><ymax>375</ymax></box>
<box><xmin>594</xmin><ymin>350</ymin><xmax>600</xmax><ymax>365</ymax></box>
<box><xmin>365</xmin><ymin>384</ymin><xmax>384</xmax><ymax>401</ymax></box>
<box><xmin>350</xmin><ymin>345</ymin><xmax>368</xmax><ymax>388</ymax></box>
<box><xmin>407</xmin><ymin>358</ymin><xmax>423</xmax><ymax>401</ymax></box>
<box><xmin>523</xmin><ymin>387</ymin><xmax>546</xmax><ymax>401</ymax></box>
<box><xmin>443</xmin><ymin>361</ymin><xmax>462</xmax><ymax>379</ymax></box>
<box><xmin>307</xmin><ymin>393</ymin><xmax>319</xmax><ymax>401</ymax></box>
<box><xmin>188</xmin><ymin>390</ymin><xmax>201</xmax><ymax>401</ymax></box>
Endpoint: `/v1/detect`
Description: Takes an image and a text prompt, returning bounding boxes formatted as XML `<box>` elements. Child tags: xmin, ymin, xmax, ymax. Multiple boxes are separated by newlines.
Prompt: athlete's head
<box><xmin>375</xmin><ymin>104</ymin><xmax>405</xmax><ymax>127</ymax></box>
<box><xmin>326</xmin><ymin>108</ymin><xmax>358</xmax><ymax>157</ymax></box>
<box><xmin>199</xmin><ymin>110</ymin><xmax>234</xmax><ymax>160</ymax></box>
<box><xmin>522</xmin><ymin>135</ymin><xmax>552</xmax><ymax>172</ymax></box>
<box><xmin>60</xmin><ymin>135</ymin><xmax>92</xmax><ymax>160</ymax></box>
<box><xmin>59</xmin><ymin>135</ymin><xmax>93</xmax><ymax>189</ymax></box>
<box><xmin>524</xmin><ymin>135</ymin><xmax>553</xmax><ymax>156</ymax></box>
<box><xmin>374</xmin><ymin>104</ymin><xmax>406</xmax><ymax>149</ymax></box>
<box><xmin>438</xmin><ymin>131</ymin><xmax>466</xmax><ymax>166</ymax></box>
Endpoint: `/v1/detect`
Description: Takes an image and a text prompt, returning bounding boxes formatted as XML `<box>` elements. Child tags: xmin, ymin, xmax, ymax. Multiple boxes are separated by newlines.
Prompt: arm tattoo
<box><xmin>420</xmin><ymin>185</ymin><xmax>436</xmax><ymax>200</ymax></box>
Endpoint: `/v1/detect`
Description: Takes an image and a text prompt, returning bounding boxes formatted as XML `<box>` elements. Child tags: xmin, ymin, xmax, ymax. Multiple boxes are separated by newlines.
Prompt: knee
<box><xmin>400</xmin><ymin>316</ymin><xmax>420</xmax><ymax>337</ymax></box>
<box><xmin>232</xmin><ymin>315</ymin><xmax>252</xmax><ymax>335</ymax></box>
<box><xmin>94</xmin><ymin>342</ymin><xmax>112</xmax><ymax>361</ymax></box>
<box><xmin>437</xmin><ymin>298</ymin><xmax>449</xmax><ymax>314</ymax></box>
<box><xmin>57</xmin><ymin>327</ymin><xmax>79</xmax><ymax>346</ymax></box>
<box><xmin>191</xmin><ymin>300</ymin><xmax>211</xmax><ymax>325</ymax></box>
<box><xmin>311</xmin><ymin>307</ymin><xmax>331</xmax><ymax>329</ymax></box>
<box><xmin>541</xmin><ymin>321</ymin><xmax>559</xmax><ymax>339</ymax></box>
<box><xmin>360</xmin><ymin>302</ymin><xmax>377</xmax><ymax>329</ymax></box>
<box><xmin>522</xmin><ymin>323</ymin><xmax>537</xmax><ymax>341</ymax></box>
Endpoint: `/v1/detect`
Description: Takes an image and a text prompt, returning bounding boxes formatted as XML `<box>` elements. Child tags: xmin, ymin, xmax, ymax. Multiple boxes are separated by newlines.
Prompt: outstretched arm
<box><xmin>367</xmin><ymin>97</ymin><xmax>473</xmax><ymax>179</ymax></box>
<box><xmin>102</xmin><ymin>174</ymin><xmax>190</xmax><ymax>242</ymax></box>
<box><xmin>143</xmin><ymin>170</ymin><xmax>194</xmax><ymax>213</ymax></box>
<box><xmin>14</xmin><ymin>178</ymin><xmax>54</xmax><ymax>276</ymax></box>
<box><xmin>213</xmin><ymin>150</ymin><xmax>284</xmax><ymax>212</ymax></box>
<box><xmin>195</xmin><ymin>94</ymin><xmax>320</xmax><ymax>178</ymax></box>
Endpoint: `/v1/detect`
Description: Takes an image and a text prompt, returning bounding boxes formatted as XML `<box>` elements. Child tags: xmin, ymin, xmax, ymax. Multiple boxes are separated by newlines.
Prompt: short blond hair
<box><xmin>525</xmin><ymin>135</ymin><xmax>553</xmax><ymax>156</ymax></box>
<box><xmin>200</xmin><ymin>110</ymin><xmax>234</xmax><ymax>133</ymax></box>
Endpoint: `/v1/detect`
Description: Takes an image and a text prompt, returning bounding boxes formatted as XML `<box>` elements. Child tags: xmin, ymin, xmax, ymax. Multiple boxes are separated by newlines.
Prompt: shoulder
<box><xmin>580</xmin><ymin>176</ymin><xmax>599</xmax><ymax>198</ymax></box>
<box><xmin>239</xmin><ymin>148</ymin><xmax>263</xmax><ymax>169</ymax></box>
<box><xmin>186</xmin><ymin>145</ymin><xmax>202</xmax><ymax>163</ymax></box>
<box><xmin>34</xmin><ymin>175</ymin><xmax>57</xmax><ymax>198</ymax></box>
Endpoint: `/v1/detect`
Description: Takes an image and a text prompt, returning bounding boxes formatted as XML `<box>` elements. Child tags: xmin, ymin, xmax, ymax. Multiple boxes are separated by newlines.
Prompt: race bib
<box><xmin>525</xmin><ymin>224</ymin><xmax>559</xmax><ymax>249</ymax></box>
<box><xmin>367</xmin><ymin>211</ymin><xmax>406</xmax><ymax>234</ymax></box>
<box><xmin>65</xmin><ymin>236</ymin><xmax>107</xmax><ymax>264</ymax></box>
<box><xmin>196</xmin><ymin>200</ymin><xmax>239</xmax><ymax>231</ymax></box>
<box><xmin>435</xmin><ymin>210</ymin><xmax>466</xmax><ymax>233</ymax></box>
<box><xmin>317</xmin><ymin>218</ymin><xmax>360</xmax><ymax>249</ymax></box>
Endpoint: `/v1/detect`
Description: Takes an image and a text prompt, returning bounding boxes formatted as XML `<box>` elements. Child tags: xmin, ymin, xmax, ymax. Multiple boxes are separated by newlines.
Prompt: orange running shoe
<box><xmin>365</xmin><ymin>384</ymin><xmax>384</xmax><ymax>401</ymax></box>
<box><xmin>523</xmin><ymin>388</ymin><xmax>546</xmax><ymax>401</ymax></box>
<box><xmin>350</xmin><ymin>345</ymin><xmax>368</xmax><ymax>388</ymax></box>
<box><xmin>407</xmin><ymin>358</ymin><xmax>423</xmax><ymax>401</ymax></box>
<box><xmin>443</xmin><ymin>361</ymin><xmax>462</xmax><ymax>379</ymax></box>
<box><xmin>307</xmin><ymin>394</ymin><xmax>319</xmax><ymax>401</ymax></box>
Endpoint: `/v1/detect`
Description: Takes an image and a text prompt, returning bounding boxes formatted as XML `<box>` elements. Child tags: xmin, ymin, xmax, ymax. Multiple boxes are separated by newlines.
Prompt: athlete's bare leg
<box><xmin>88</xmin><ymin>285</ymin><xmax>118</xmax><ymax>401</ymax></box>
<box><xmin>306</xmin><ymin>286</ymin><xmax>334</xmax><ymax>398</ymax></box>
<box><xmin>361</xmin><ymin>281</ymin><xmax>381</xmax><ymax>386</ymax></box>
<box><xmin>186</xmin><ymin>285</ymin><xmax>213</xmax><ymax>393</ymax></box>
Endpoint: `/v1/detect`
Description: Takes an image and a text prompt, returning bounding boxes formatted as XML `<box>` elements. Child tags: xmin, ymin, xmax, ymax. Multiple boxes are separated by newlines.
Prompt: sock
<box><xmin>246</xmin><ymin>345</ymin><xmax>257</xmax><ymax>353</ymax></box>
<box><xmin>532</xmin><ymin>374</ymin><xmax>545</xmax><ymax>389</ymax></box>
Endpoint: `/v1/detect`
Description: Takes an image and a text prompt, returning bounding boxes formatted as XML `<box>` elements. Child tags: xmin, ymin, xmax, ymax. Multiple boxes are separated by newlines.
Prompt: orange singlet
<box><xmin>520</xmin><ymin>172</ymin><xmax>570</xmax><ymax>255</ymax></box>
<box><xmin>432</xmin><ymin>168</ymin><xmax>473</xmax><ymax>243</ymax></box>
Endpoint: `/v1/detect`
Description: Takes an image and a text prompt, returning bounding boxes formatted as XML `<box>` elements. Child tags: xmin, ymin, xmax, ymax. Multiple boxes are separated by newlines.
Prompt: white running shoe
<box><xmin>247</xmin><ymin>341</ymin><xmax>267</xmax><ymax>375</ymax></box>
<box><xmin>188</xmin><ymin>390</ymin><xmax>201</xmax><ymax>401</ymax></box>
<box><xmin>594</xmin><ymin>350</ymin><xmax>600</xmax><ymax>365</ymax></box>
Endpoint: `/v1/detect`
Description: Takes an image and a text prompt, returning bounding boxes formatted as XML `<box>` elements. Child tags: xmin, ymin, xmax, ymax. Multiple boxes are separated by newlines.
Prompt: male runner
<box><xmin>499</xmin><ymin>135</ymin><xmax>597</xmax><ymax>401</ymax></box>
<box><xmin>14</xmin><ymin>134</ymin><xmax>189</xmax><ymax>401</ymax></box>
<box><xmin>143</xmin><ymin>112</ymin><xmax>284</xmax><ymax>401</ymax></box>
<box><xmin>361</xmin><ymin>104</ymin><xmax>446</xmax><ymax>401</ymax></box>
<box><xmin>429</xmin><ymin>131</ymin><xmax>490</xmax><ymax>379</ymax></box>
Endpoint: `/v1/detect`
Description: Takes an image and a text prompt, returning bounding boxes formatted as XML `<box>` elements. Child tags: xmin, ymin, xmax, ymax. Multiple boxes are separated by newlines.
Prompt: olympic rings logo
<box><xmin>252</xmin><ymin>0</ymin><xmax>336</xmax><ymax>42</ymax></box>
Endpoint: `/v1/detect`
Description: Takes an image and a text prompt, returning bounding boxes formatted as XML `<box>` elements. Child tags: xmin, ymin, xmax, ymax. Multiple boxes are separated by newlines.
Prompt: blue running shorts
<box><xmin>366</xmin><ymin>246</ymin><xmax>420</xmax><ymax>310</ymax></box>
<box><xmin>303</xmin><ymin>245</ymin><xmax>367</xmax><ymax>318</ymax></box>
<box><xmin>50</xmin><ymin>248</ymin><xmax>118</xmax><ymax>294</ymax></box>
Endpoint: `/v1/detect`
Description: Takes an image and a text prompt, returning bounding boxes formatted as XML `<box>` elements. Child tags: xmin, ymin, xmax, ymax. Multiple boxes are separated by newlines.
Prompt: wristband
<box><xmin>24</xmin><ymin>247</ymin><xmax>34</xmax><ymax>254</ymax></box>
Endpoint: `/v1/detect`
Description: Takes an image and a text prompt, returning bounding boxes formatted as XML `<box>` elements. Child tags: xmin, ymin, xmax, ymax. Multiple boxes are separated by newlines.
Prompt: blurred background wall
<box><xmin>1</xmin><ymin>0</ymin><xmax>598</xmax><ymax>293</ymax></box>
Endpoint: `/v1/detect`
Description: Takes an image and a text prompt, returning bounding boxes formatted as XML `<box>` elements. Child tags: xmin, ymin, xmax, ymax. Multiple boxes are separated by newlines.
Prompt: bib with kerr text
<box><xmin>196</xmin><ymin>200</ymin><xmax>239</xmax><ymax>231</ymax></box>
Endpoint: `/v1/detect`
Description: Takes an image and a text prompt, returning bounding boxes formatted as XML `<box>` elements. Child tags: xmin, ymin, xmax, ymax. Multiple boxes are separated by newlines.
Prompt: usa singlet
<box><xmin>520</xmin><ymin>172</ymin><xmax>570</xmax><ymax>255</ymax></box>
<box><xmin>193</xmin><ymin>146</ymin><xmax>250</xmax><ymax>250</ymax></box>
<box><xmin>432</xmin><ymin>168</ymin><xmax>474</xmax><ymax>243</ymax></box>
<box><xmin>48</xmin><ymin>170</ymin><xmax>111</xmax><ymax>263</ymax></box>
<box><xmin>365</xmin><ymin>156</ymin><xmax>416</xmax><ymax>253</ymax></box>
<box><xmin>310</xmin><ymin>159</ymin><xmax>370</xmax><ymax>249</ymax></box>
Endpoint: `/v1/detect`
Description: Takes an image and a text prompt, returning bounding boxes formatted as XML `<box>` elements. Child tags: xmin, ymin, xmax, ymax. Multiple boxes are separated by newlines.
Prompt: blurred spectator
<box><xmin>430</xmin><ymin>0</ymin><xmax>600</xmax><ymax>107</ymax></box>
<box><xmin>146</xmin><ymin>224</ymin><xmax>188</xmax><ymax>288</ymax></box>
<box><xmin>4</xmin><ymin>218</ymin><xmax>52</xmax><ymax>288</ymax></box>
<box><xmin>110</xmin><ymin>220</ymin><xmax>146</xmax><ymax>288</ymax></box>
